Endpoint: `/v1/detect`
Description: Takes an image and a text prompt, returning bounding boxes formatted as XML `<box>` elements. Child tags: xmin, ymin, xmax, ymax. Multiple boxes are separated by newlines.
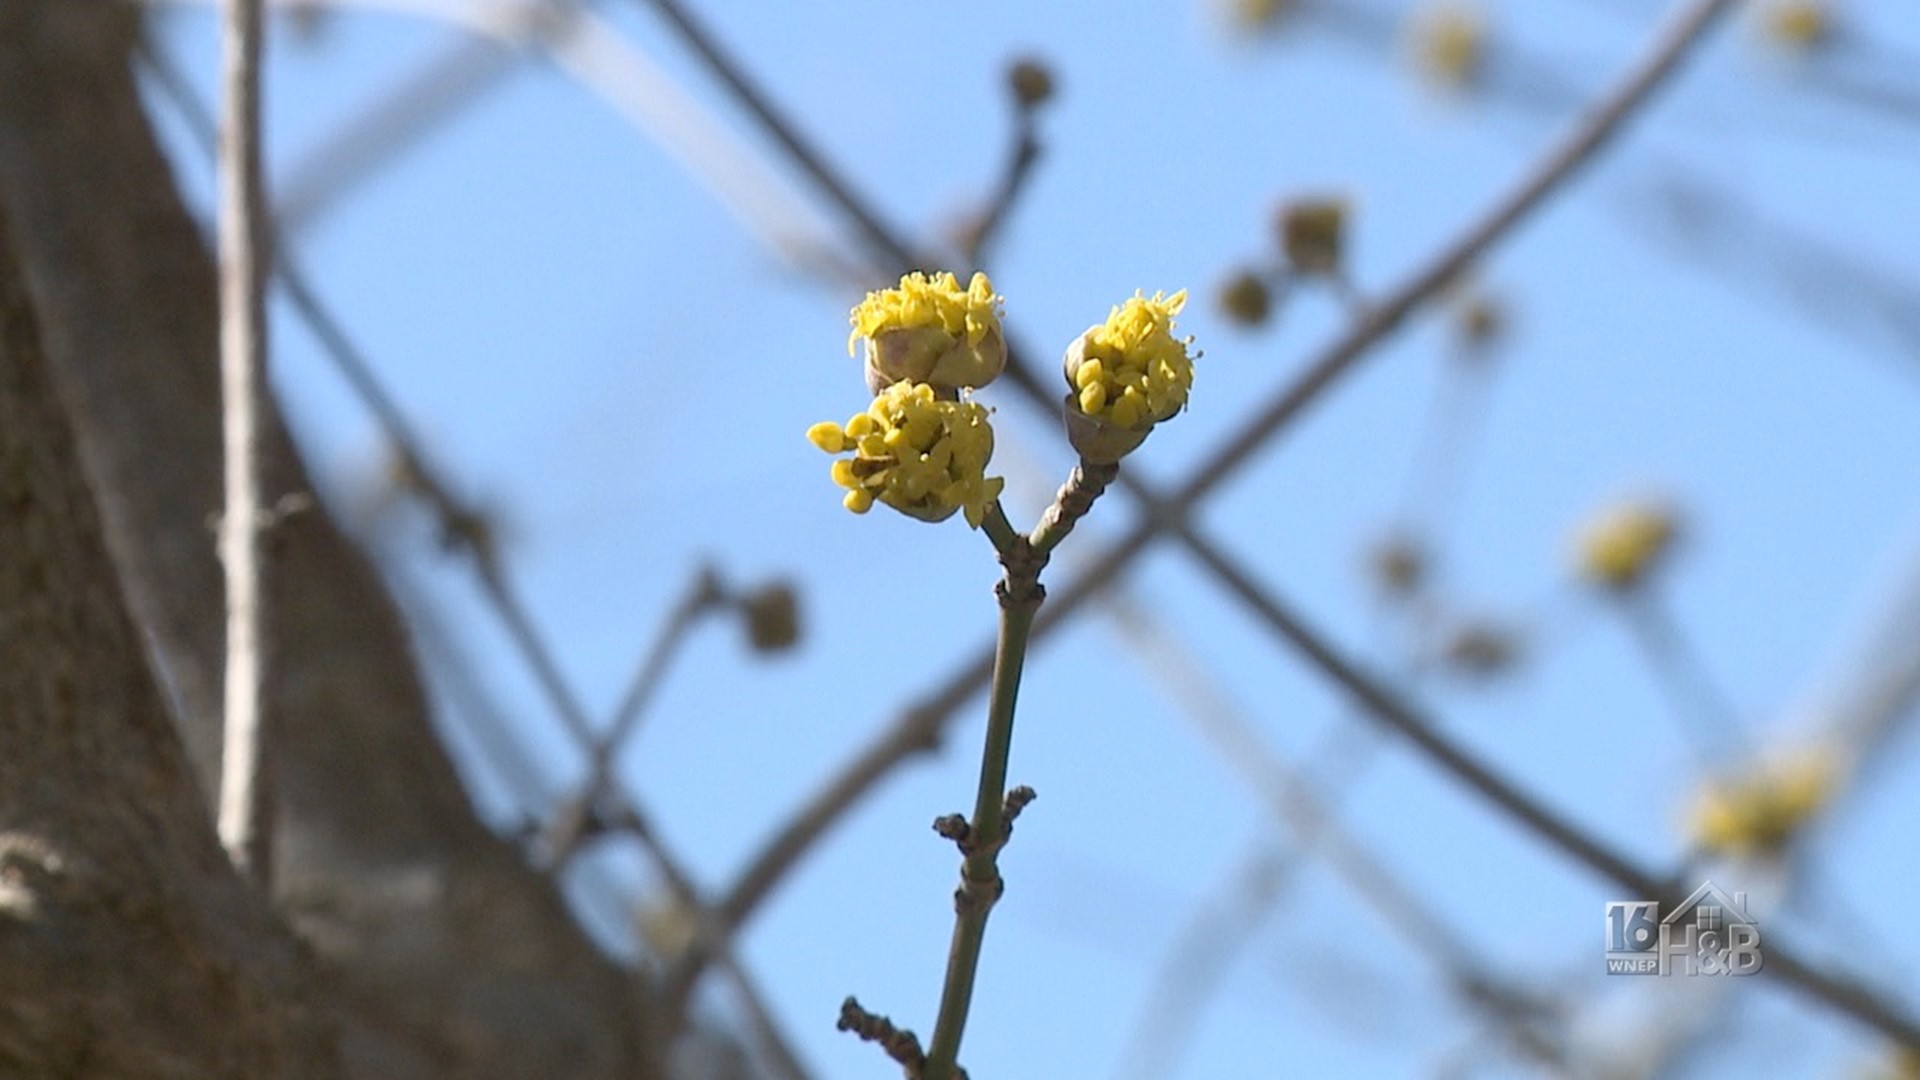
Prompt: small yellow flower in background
<box><xmin>1218</xmin><ymin>268</ymin><xmax>1274</xmax><ymax>327</ymax></box>
<box><xmin>1226</xmin><ymin>0</ymin><xmax>1297</xmax><ymax>33</ymax></box>
<box><xmin>850</xmin><ymin>271</ymin><xmax>1006</xmax><ymax>395</ymax></box>
<box><xmin>636</xmin><ymin>894</ymin><xmax>699</xmax><ymax>961</ymax></box>
<box><xmin>1862</xmin><ymin>1045</ymin><xmax>1920</xmax><ymax>1080</ymax></box>
<box><xmin>1276</xmin><ymin>196</ymin><xmax>1349</xmax><ymax>276</ymax></box>
<box><xmin>1689</xmin><ymin>751</ymin><xmax>1835</xmax><ymax>857</ymax></box>
<box><xmin>1761</xmin><ymin>0</ymin><xmax>1832</xmax><ymax>52</ymax></box>
<box><xmin>1408</xmin><ymin>3</ymin><xmax>1485</xmax><ymax>91</ymax></box>
<box><xmin>808</xmin><ymin>381</ymin><xmax>1005</xmax><ymax>528</ymax></box>
<box><xmin>1574</xmin><ymin>499</ymin><xmax>1680</xmax><ymax>592</ymax></box>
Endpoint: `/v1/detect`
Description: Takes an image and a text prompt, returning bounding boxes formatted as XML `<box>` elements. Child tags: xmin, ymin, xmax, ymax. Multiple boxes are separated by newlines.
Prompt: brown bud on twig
<box><xmin>739</xmin><ymin>581</ymin><xmax>801</xmax><ymax>654</ymax></box>
<box><xmin>1008</xmin><ymin>56</ymin><xmax>1056</xmax><ymax>109</ymax></box>
<box><xmin>1219</xmin><ymin>268</ymin><xmax>1275</xmax><ymax>327</ymax></box>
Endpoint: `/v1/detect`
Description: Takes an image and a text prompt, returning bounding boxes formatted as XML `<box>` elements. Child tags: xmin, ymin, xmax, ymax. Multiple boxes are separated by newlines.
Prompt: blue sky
<box><xmin>145</xmin><ymin>1</ymin><xmax>1920</xmax><ymax>1075</ymax></box>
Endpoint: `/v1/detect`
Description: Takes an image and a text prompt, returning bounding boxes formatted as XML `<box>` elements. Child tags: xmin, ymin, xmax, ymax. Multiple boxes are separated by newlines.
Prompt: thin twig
<box><xmin>669</xmin><ymin>0</ymin><xmax>1741</xmax><ymax>1004</ymax></box>
<box><xmin>275</xmin><ymin>33</ymin><xmax>518</xmax><ymax>231</ymax></box>
<box><xmin>1175</xmin><ymin>522</ymin><xmax>1920</xmax><ymax>1051</ymax></box>
<box><xmin>1155</xmin><ymin>0</ymin><xmax>1743</xmax><ymax>523</ymax></box>
<box><xmin>214</xmin><ymin>0</ymin><xmax>275</xmax><ymax>885</ymax></box>
<box><xmin>540</xmin><ymin>567</ymin><xmax>727</xmax><ymax>865</ymax></box>
<box><xmin>633</xmin><ymin>0</ymin><xmax>919</xmax><ymax>272</ymax></box>
<box><xmin>1118</xmin><ymin>846</ymin><xmax>1293</xmax><ymax>1080</ymax></box>
<box><xmin>1395</xmin><ymin>341</ymin><xmax>1499</xmax><ymax>541</ymax></box>
<box><xmin>395</xmin><ymin>415</ymin><xmax>815</xmax><ymax>1077</ymax></box>
<box><xmin>659</xmin><ymin>698</ymin><xmax>968</xmax><ymax>1021</ymax></box>
<box><xmin>1618</xmin><ymin>587</ymin><xmax>1749</xmax><ymax>763</ymax></box>
<box><xmin>963</xmin><ymin>110</ymin><xmax>1041</xmax><ymax>267</ymax></box>
<box><xmin>1180</xmin><ymin>521</ymin><xmax>1668</xmax><ymax>897</ymax></box>
<box><xmin>146</xmin><ymin>0</ymin><xmax>841</xmax><ymax>268</ymax></box>
<box><xmin>920</xmin><ymin>563</ymin><xmax>1043</xmax><ymax>1080</ymax></box>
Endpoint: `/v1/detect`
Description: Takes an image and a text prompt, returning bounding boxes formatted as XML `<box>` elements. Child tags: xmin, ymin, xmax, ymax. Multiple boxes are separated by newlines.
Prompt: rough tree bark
<box><xmin>0</xmin><ymin>196</ymin><xmax>341</xmax><ymax>1079</ymax></box>
<box><xmin>0</xmin><ymin>4</ymin><xmax>674</xmax><ymax>1075</ymax></box>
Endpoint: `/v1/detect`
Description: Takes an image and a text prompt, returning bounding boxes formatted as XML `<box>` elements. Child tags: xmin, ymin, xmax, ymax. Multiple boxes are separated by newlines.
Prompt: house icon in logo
<box><xmin>1660</xmin><ymin>879</ymin><xmax>1762</xmax><ymax>976</ymax></box>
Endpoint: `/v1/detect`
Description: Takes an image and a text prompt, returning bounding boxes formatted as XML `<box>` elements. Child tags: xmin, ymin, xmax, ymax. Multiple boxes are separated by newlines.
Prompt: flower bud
<box><xmin>1760</xmin><ymin>0</ymin><xmax>1831</xmax><ymax>52</ymax></box>
<box><xmin>1368</xmin><ymin>533</ymin><xmax>1427</xmax><ymax>596</ymax></box>
<box><xmin>1219</xmin><ymin>268</ymin><xmax>1275</xmax><ymax>327</ymax></box>
<box><xmin>1690</xmin><ymin>751</ymin><xmax>1834</xmax><ymax>856</ymax></box>
<box><xmin>1228</xmin><ymin>0</ymin><xmax>1297</xmax><ymax>33</ymax></box>
<box><xmin>1454</xmin><ymin>291</ymin><xmax>1505</xmax><ymax>352</ymax></box>
<box><xmin>1276</xmin><ymin>197</ymin><xmax>1348</xmax><ymax>276</ymax></box>
<box><xmin>1007</xmin><ymin>56</ymin><xmax>1056</xmax><ymax>109</ymax></box>
<box><xmin>1574</xmin><ymin>498</ymin><xmax>1679</xmax><ymax>592</ymax></box>
<box><xmin>1437</xmin><ymin>618</ymin><xmax>1522</xmax><ymax>679</ymax></box>
<box><xmin>1060</xmin><ymin>390</ymin><xmax>1151</xmax><ymax>466</ymax></box>
<box><xmin>864</xmin><ymin>322</ymin><xmax>1007</xmax><ymax>397</ymax></box>
<box><xmin>1407</xmin><ymin>3</ymin><xmax>1485</xmax><ymax>90</ymax></box>
<box><xmin>739</xmin><ymin>581</ymin><xmax>800</xmax><ymax>654</ymax></box>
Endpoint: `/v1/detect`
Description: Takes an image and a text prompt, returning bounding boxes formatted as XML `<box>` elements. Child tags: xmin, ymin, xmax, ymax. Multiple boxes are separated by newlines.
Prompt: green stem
<box><xmin>980</xmin><ymin>499</ymin><xmax>1020</xmax><ymax>559</ymax></box>
<box><xmin>1029</xmin><ymin>459</ymin><xmax>1118</xmax><ymax>557</ymax></box>
<box><xmin>922</xmin><ymin>589</ymin><xmax>1039</xmax><ymax>1080</ymax></box>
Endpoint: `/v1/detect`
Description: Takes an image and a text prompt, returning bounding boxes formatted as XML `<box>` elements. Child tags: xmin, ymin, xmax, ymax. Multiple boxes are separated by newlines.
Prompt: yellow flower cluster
<box><xmin>1690</xmin><ymin>753</ymin><xmax>1834</xmax><ymax>857</ymax></box>
<box><xmin>849</xmin><ymin>271</ymin><xmax>1006</xmax><ymax>393</ymax></box>
<box><xmin>1575</xmin><ymin>500</ymin><xmax>1678</xmax><ymax>591</ymax></box>
<box><xmin>808</xmin><ymin>381</ymin><xmax>1005</xmax><ymax>528</ymax></box>
<box><xmin>1065</xmin><ymin>291</ymin><xmax>1195</xmax><ymax>430</ymax></box>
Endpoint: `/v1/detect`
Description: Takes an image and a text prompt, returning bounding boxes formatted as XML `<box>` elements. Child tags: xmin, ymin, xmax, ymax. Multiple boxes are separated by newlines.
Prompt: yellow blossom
<box><xmin>1761</xmin><ymin>0</ymin><xmax>1831</xmax><ymax>51</ymax></box>
<box><xmin>1689</xmin><ymin>752</ymin><xmax>1835</xmax><ymax>857</ymax></box>
<box><xmin>1865</xmin><ymin>1046</ymin><xmax>1920</xmax><ymax>1080</ymax></box>
<box><xmin>807</xmin><ymin>381</ymin><xmax>1005</xmax><ymax>527</ymax></box>
<box><xmin>1067</xmin><ymin>288</ymin><xmax>1182</xmax><ymax>418</ymax></box>
<box><xmin>1277</xmin><ymin>196</ymin><xmax>1348</xmax><ymax>276</ymax></box>
<box><xmin>1228</xmin><ymin>0</ymin><xmax>1296</xmax><ymax>32</ymax></box>
<box><xmin>1409</xmin><ymin>3</ymin><xmax>1485</xmax><ymax>90</ymax></box>
<box><xmin>1060</xmin><ymin>290</ymin><xmax>1197</xmax><ymax>462</ymax></box>
<box><xmin>1574</xmin><ymin>499</ymin><xmax>1679</xmax><ymax>591</ymax></box>
<box><xmin>849</xmin><ymin>271</ymin><xmax>1006</xmax><ymax>393</ymax></box>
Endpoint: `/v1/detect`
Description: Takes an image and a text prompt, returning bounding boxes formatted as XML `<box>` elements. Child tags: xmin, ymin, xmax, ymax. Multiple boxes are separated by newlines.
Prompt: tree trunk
<box><xmin>0</xmin><ymin>4</ymin><xmax>666</xmax><ymax>1075</ymax></box>
<box><xmin>0</xmin><ymin>196</ymin><xmax>342</xmax><ymax>1080</ymax></box>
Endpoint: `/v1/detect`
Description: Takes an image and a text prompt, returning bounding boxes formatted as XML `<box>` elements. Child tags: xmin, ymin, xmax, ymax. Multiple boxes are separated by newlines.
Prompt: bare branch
<box><xmin>214</xmin><ymin>0</ymin><xmax>275</xmax><ymax>884</ymax></box>
<box><xmin>632</xmin><ymin>0</ymin><xmax>919</xmax><ymax>273</ymax></box>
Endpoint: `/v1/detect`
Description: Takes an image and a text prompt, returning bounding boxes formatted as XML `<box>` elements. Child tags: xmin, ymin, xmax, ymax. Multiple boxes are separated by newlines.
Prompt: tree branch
<box><xmin>214</xmin><ymin>0</ymin><xmax>274</xmax><ymax>885</ymax></box>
